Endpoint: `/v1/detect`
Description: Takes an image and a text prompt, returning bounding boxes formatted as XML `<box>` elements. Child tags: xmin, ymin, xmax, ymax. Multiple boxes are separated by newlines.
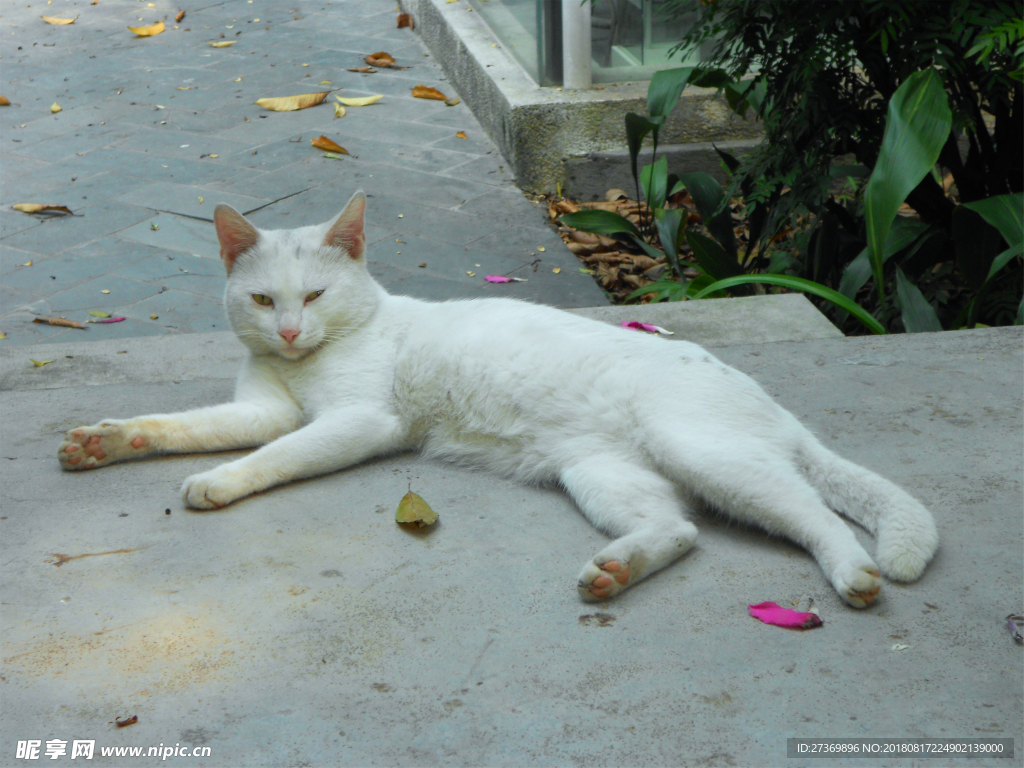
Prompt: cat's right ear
<box><xmin>213</xmin><ymin>204</ymin><xmax>259</xmax><ymax>274</ymax></box>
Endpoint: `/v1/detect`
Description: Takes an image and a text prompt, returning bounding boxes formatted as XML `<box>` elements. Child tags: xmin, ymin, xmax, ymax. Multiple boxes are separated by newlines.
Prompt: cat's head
<box><xmin>213</xmin><ymin>190</ymin><xmax>381</xmax><ymax>360</ymax></box>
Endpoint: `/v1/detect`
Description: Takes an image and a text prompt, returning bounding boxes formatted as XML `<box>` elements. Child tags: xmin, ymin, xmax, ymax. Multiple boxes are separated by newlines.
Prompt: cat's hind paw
<box><xmin>578</xmin><ymin>559</ymin><xmax>632</xmax><ymax>601</ymax></box>
<box><xmin>181</xmin><ymin>466</ymin><xmax>250</xmax><ymax>510</ymax></box>
<box><xmin>58</xmin><ymin>420</ymin><xmax>146</xmax><ymax>471</ymax></box>
<box><xmin>832</xmin><ymin>561</ymin><xmax>882</xmax><ymax>609</ymax></box>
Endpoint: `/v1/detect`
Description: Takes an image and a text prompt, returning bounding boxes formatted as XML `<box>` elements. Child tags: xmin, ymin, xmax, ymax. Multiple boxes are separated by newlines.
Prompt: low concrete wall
<box><xmin>399</xmin><ymin>0</ymin><xmax>763</xmax><ymax>197</ymax></box>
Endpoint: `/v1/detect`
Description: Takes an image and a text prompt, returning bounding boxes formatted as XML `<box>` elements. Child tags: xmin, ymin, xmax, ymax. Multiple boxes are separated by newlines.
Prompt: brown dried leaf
<box><xmin>455</xmin><ymin>130</ymin><xmax>467</xmax><ymax>139</ymax></box>
<box><xmin>128</xmin><ymin>20</ymin><xmax>165</xmax><ymax>36</ymax></box>
<box><xmin>254</xmin><ymin>91</ymin><xmax>330</xmax><ymax>111</ymax></box>
<box><xmin>33</xmin><ymin>317</ymin><xmax>85</xmax><ymax>329</ymax></box>
<box><xmin>570</xmin><ymin>231</ymin><xmax>600</xmax><ymax>246</ymax></box>
<box><xmin>175</xmin><ymin>9</ymin><xmax>185</xmax><ymax>21</ymax></box>
<box><xmin>444</xmin><ymin>97</ymin><xmax>460</xmax><ymax>107</ymax></box>
<box><xmin>42</xmin><ymin>15</ymin><xmax>77</xmax><ymax>24</ymax></box>
<box><xmin>555</xmin><ymin>200</ymin><xmax>580</xmax><ymax>215</ymax></box>
<box><xmin>348</xmin><ymin>66</ymin><xmax>376</xmax><ymax>73</ymax></box>
<box><xmin>13</xmin><ymin>203</ymin><xmax>74</xmax><ymax>215</ymax></box>
<box><xmin>566</xmin><ymin>242</ymin><xmax>594</xmax><ymax>256</ymax></box>
<box><xmin>0</xmin><ymin>96</ymin><xmax>9</xmax><ymax>106</ymax></box>
<box><xmin>605</xmin><ymin>188</ymin><xmax>628</xmax><ymax>202</ymax></box>
<box><xmin>412</xmin><ymin>84</ymin><xmax>447</xmax><ymax>101</ymax></box>
<box><xmin>115</xmin><ymin>716</ymin><xmax>138</xmax><ymax>728</ymax></box>
<box><xmin>310</xmin><ymin>135</ymin><xmax>348</xmax><ymax>154</ymax></box>
<box><xmin>397</xmin><ymin>12</ymin><xmax>413</xmax><ymax>28</ymax></box>
<box><xmin>365</xmin><ymin>51</ymin><xmax>405</xmax><ymax>69</ymax></box>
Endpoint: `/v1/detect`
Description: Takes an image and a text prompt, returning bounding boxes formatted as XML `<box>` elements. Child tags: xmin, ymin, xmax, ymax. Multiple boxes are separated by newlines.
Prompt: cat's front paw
<box><xmin>181</xmin><ymin>466</ymin><xmax>250</xmax><ymax>510</ymax></box>
<box><xmin>832</xmin><ymin>560</ymin><xmax>882</xmax><ymax>608</ymax></box>
<box><xmin>58</xmin><ymin>419</ymin><xmax>146</xmax><ymax>470</ymax></box>
<box><xmin>578</xmin><ymin>559</ymin><xmax>632</xmax><ymax>601</ymax></box>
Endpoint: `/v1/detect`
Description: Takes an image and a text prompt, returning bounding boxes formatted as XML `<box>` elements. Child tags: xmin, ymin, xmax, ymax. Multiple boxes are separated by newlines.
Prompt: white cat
<box><xmin>59</xmin><ymin>191</ymin><xmax>938</xmax><ymax>607</ymax></box>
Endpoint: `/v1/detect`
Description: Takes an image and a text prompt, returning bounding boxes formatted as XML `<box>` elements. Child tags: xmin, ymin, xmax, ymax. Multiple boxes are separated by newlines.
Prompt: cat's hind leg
<box><xmin>559</xmin><ymin>454</ymin><xmax>698</xmax><ymax>601</ymax></box>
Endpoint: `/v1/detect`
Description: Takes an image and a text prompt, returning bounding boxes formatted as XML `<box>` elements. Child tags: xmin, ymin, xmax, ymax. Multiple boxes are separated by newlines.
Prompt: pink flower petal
<box><xmin>484</xmin><ymin>275</ymin><xmax>527</xmax><ymax>283</ymax></box>
<box><xmin>748</xmin><ymin>601</ymin><xmax>823</xmax><ymax>630</ymax></box>
<box><xmin>88</xmin><ymin>317</ymin><xmax>126</xmax><ymax>324</ymax></box>
<box><xmin>621</xmin><ymin>321</ymin><xmax>674</xmax><ymax>335</ymax></box>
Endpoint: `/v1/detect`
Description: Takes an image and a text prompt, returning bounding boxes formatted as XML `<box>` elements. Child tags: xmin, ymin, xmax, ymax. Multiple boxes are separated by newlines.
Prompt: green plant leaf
<box><xmin>646</xmin><ymin>67</ymin><xmax>695</xmax><ymax>120</ymax></box>
<box><xmin>863</xmin><ymin>68</ymin><xmax>952</xmax><ymax>303</ymax></box>
<box><xmin>625</xmin><ymin>113</ymin><xmax>657</xmax><ymax>189</ymax></box>
<box><xmin>626</xmin><ymin>278</ymin><xmax>688</xmax><ymax>303</ymax></box>
<box><xmin>691</xmin><ymin>274</ymin><xmax>886</xmax><ymax>335</ymax></box>
<box><xmin>654</xmin><ymin>207</ymin><xmax>684</xmax><ymax>277</ymax></box>
<box><xmin>952</xmin><ymin>206</ymin><xmax>1005</xmax><ymax>290</ymax></box>
<box><xmin>559</xmin><ymin>210</ymin><xmax>640</xmax><ymax>239</ymax></box>
<box><xmin>895</xmin><ymin>266</ymin><xmax>942</xmax><ymax>333</ymax></box>
<box><xmin>640</xmin><ymin>156</ymin><xmax>669</xmax><ymax>212</ymax></box>
<box><xmin>628</xmin><ymin>234</ymin><xmax>668</xmax><ymax>264</ymax></box>
<box><xmin>685</xmin><ymin>230</ymin><xmax>743</xmax><ymax>281</ymax></box>
<box><xmin>678</xmin><ymin>172</ymin><xmax>737</xmax><ymax>258</ymax></box>
<box><xmin>962</xmin><ymin>193</ymin><xmax>1024</xmax><ymax>281</ymax></box>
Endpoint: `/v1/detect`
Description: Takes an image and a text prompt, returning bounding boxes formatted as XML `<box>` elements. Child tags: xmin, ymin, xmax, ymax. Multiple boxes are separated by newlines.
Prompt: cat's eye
<box><xmin>252</xmin><ymin>293</ymin><xmax>273</xmax><ymax>306</ymax></box>
<box><xmin>305</xmin><ymin>290</ymin><xmax>324</xmax><ymax>304</ymax></box>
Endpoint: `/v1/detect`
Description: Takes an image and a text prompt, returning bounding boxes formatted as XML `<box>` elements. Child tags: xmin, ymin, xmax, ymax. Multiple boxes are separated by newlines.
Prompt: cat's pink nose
<box><xmin>279</xmin><ymin>328</ymin><xmax>300</xmax><ymax>344</ymax></box>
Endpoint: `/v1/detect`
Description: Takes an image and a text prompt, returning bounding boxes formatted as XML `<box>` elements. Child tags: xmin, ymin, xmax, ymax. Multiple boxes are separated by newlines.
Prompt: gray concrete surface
<box><xmin>1</xmin><ymin>325</ymin><xmax>1021</xmax><ymax>766</ymax></box>
<box><xmin>398</xmin><ymin>0</ymin><xmax>763</xmax><ymax>196</ymax></box>
<box><xmin>0</xmin><ymin>0</ymin><xmax>607</xmax><ymax>349</ymax></box>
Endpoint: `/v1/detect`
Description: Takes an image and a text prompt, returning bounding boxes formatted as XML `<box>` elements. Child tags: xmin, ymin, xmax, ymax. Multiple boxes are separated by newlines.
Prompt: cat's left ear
<box><xmin>323</xmin><ymin>190</ymin><xmax>366</xmax><ymax>260</ymax></box>
<box><xmin>214</xmin><ymin>204</ymin><xmax>259</xmax><ymax>274</ymax></box>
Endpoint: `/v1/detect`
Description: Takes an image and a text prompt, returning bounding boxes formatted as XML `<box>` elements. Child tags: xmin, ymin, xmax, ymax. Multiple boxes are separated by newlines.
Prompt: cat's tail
<box><xmin>798</xmin><ymin>438</ymin><xmax>938</xmax><ymax>582</ymax></box>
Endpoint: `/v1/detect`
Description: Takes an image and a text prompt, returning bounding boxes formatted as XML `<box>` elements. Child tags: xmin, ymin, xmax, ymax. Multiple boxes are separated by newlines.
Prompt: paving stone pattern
<box><xmin>0</xmin><ymin>0</ymin><xmax>607</xmax><ymax>346</ymax></box>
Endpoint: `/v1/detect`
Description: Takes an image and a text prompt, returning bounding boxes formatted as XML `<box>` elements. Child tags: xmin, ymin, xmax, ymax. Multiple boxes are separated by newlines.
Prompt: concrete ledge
<box><xmin>399</xmin><ymin>0</ymin><xmax>763</xmax><ymax>196</ymax></box>
<box><xmin>1</xmin><ymin>295</ymin><xmax>840</xmax><ymax>392</ymax></box>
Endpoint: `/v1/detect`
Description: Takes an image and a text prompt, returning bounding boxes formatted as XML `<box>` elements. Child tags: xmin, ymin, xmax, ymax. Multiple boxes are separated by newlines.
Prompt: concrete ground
<box><xmin>2</xmin><ymin>0</ymin><xmax>1024</xmax><ymax>765</ymax></box>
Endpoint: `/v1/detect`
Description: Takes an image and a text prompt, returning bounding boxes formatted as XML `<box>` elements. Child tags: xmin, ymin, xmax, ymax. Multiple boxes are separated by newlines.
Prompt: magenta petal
<box><xmin>748</xmin><ymin>601</ymin><xmax>823</xmax><ymax>630</ymax></box>
<box><xmin>485</xmin><ymin>275</ymin><xmax>512</xmax><ymax>283</ymax></box>
<box><xmin>98</xmin><ymin>317</ymin><xmax>126</xmax><ymax>323</ymax></box>
<box><xmin>621</xmin><ymin>321</ymin><xmax>672</xmax><ymax>335</ymax></box>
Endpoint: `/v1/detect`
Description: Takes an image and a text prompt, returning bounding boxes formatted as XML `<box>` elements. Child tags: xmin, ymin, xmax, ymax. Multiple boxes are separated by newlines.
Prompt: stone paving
<box><xmin>0</xmin><ymin>0</ymin><xmax>607</xmax><ymax>347</ymax></box>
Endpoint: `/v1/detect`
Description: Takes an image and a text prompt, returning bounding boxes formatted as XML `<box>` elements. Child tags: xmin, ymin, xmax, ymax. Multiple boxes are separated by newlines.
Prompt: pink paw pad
<box><xmin>131</xmin><ymin>436</ymin><xmax>145</xmax><ymax>449</ymax></box>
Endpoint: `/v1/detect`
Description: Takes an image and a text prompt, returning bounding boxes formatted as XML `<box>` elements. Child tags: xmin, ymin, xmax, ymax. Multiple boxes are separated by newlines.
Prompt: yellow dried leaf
<box><xmin>197</xmin><ymin>196</ymin><xmax>204</xmax><ymax>203</ymax></box>
<box><xmin>553</xmin><ymin>267</ymin><xmax>561</xmax><ymax>274</ymax></box>
<box><xmin>30</xmin><ymin>359</ymin><xmax>55</xmax><ymax>367</ymax></box>
<box><xmin>334</xmin><ymin>94</ymin><xmax>382</xmax><ymax>107</ymax></box>
<box><xmin>208</xmin><ymin>40</ymin><xmax>236</xmax><ymax>47</ymax></box>
<box><xmin>128</xmin><ymin>20</ymin><xmax>165</xmax><ymax>36</ymax></box>
<box><xmin>254</xmin><ymin>91</ymin><xmax>330</xmax><ymax>111</ymax></box>
<box><xmin>150</xmin><ymin>314</ymin><xmax>159</xmax><ymax>319</ymax></box>
<box><xmin>348</xmin><ymin>67</ymin><xmax>376</xmax><ymax>73</ymax></box>
<box><xmin>310</xmin><ymin>135</ymin><xmax>348</xmax><ymax>154</ymax></box>
<box><xmin>41</xmin><ymin>15</ymin><xmax>77</xmax><ymax>24</ymax></box>
<box><xmin>445</xmin><ymin>97</ymin><xmax>460</xmax><ymax>107</ymax></box>
<box><xmin>395</xmin><ymin>491</ymin><xmax>438</xmax><ymax>527</ymax></box>
<box><xmin>319</xmin><ymin>80</ymin><xmax>332</xmax><ymax>85</ymax></box>
<box><xmin>455</xmin><ymin>130</ymin><xmax>467</xmax><ymax>139</ymax></box>
<box><xmin>0</xmin><ymin>331</ymin><xmax>6</xmax><ymax>339</ymax></box>
<box><xmin>88</xmin><ymin>311</ymin><xmax>111</xmax><ymax>318</ymax></box>
<box><xmin>101</xmin><ymin>289</ymin><xmax>110</xmax><ymax>294</ymax></box>
<box><xmin>13</xmin><ymin>203</ymin><xmax>73</xmax><ymax>215</ymax></box>
<box><xmin>412</xmin><ymin>84</ymin><xmax>447</xmax><ymax>101</ymax></box>
<box><xmin>0</xmin><ymin>96</ymin><xmax>9</xmax><ymax>106</ymax></box>
<box><xmin>50</xmin><ymin>102</ymin><xmax>62</xmax><ymax>113</ymax></box>
<box><xmin>333</xmin><ymin>102</ymin><xmax>345</xmax><ymax>118</ymax></box>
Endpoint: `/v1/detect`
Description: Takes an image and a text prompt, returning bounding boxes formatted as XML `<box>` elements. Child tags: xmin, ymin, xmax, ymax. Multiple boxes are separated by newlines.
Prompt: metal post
<box><xmin>561</xmin><ymin>0</ymin><xmax>592</xmax><ymax>89</ymax></box>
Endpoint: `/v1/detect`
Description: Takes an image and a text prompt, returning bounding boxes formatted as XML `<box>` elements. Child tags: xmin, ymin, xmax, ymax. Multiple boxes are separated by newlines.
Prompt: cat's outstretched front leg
<box><xmin>181</xmin><ymin>406</ymin><xmax>406</xmax><ymax>509</ymax></box>
<box><xmin>58</xmin><ymin>366</ymin><xmax>303</xmax><ymax>470</ymax></box>
<box><xmin>560</xmin><ymin>454</ymin><xmax>698</xmax><ymax>601</ymax></box>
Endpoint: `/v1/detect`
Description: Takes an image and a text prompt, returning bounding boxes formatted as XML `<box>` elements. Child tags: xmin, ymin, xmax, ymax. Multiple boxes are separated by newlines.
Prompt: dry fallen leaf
<box><xmin>87</xmin><ymin>311</ymin><xmax>111</xmax><ymax>318</ymax></box>
<box><xmin>33</xmin><ymin>317</ymin><xmax>85</xmax><ymax>329</ymax></box>
<box><xmin>322</xmin><ymin>152</ymin><xmax>346</xmax><ymax>160</ymax></box>
<box><xmin>310</xmin><ymin>135</ymin><xmax>348</xmax><ymax>154</ymax></box>
<box><xmin>114</xmin><ymin>716</ymin><xmax>138</xmax><ymax>728</ymax></box>
<box><xmin>175</xmin><ymin>9</ymin><xmax>185</xmax><ymax>21</ymax></box>
<box><xmin>445</xmin><ymin>97</ymin><xmax>460</xmax><ymax>107</ymax></box>
<box><xmin>397</xmin><ymin>12</ymin><xmax>413</xmax><ymax>28</ymax></box>
<box><xmin>412</xmin><ymin>84</ymin><xmax>447</xmax><ymax>101</ymax></box>
<box><xmin>455</xmin><ymin>130</ymin><xmax>467</xmax><ymax>139</ymax></box>
<box><xmin>41</xmin><ymin>15</ymin><xmax>77</xmax><ymax>24</ymax></box>
<box><xmin>30</xmin><ymin>359</ymin><xmax>56</xmax><ymax>367</ymax></box>
<box><xmin>13</xmin><ymin>203</ymin><xmax>73</xmax><ymax>215</ymax></box>
<box><xmin>347</xmin><ymin>67</ymin><xmax>376</xmax><ymax>73</ymax></box>
<box><xmin>319</xmin><ymin>80</ymin><xmax>332</xmax><ymax>85</ymax></box>
<box><xmin>333</xmin><ymin>102</ymin><xmax>345</xmax><ymax>118</ymax></box>
<box><xmin>365</xmin><ymin>51</ymin><xmax>405</xmax><ymax>69</ymax></box>
<box><xmin>395</xmin><ymin>491</ymin><xmax>438</xmax><ymax>527</ymax></box>
<box><xmin>207</xmin><ymin>40</ymin><xmax>236</xmax><ymax>47</ymax></box>
<box><xmin>128</xmin><ymin>20</ymin><xmax>165</xmax><ymax>36</ymax></box>
<box><xmin>150</xmin><ymin>314</ymin><xmax>159</xmax><ymax>319</ymax></box>
<box><xmin>0</xmin><ymin>331</ymin><xmax>6</xmax><ymax>339</ymax></box>
<box><xmin>0</xmin><ymin>96</ymin><xmax>9</xmax><ymax>106</ymax></box>
<box><xmin>254</xmin><ymin>91</ymin><xmax>330</xmax><ymax>111</ymax></box>
<box><xmin>50</xmin><ymin>102</ymin><xmax>62</xmax><ymax>114</ymax></box>
<box><xmin>100</xmin><ymin>289</ymin><xmax>110</xmax><ymax>294</ymax></box>
<box><xmin>334</xmin><ymin>94</ymin><xmax>382</xmax><ymax>107</ymax></box>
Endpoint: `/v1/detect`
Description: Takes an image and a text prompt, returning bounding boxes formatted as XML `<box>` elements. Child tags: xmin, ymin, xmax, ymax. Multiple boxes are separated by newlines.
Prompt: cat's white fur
<box><xmin>59</xmin><ymin>191</ymin><xmax>939</xmax><ymax>606</ymax></box>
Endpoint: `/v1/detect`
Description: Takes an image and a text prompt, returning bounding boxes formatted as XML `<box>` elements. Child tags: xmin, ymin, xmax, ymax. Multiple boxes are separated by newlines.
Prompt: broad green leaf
<box><xmin>685</xmin><ymin>231</ymin><xmax>743</xmax><ymax>281</ymax></box>
<box><xmin>625</xmin><ymin>113</ymin><xmax>657</xmax><ymax>192</ymax></box>
<box><xmin>559</xmin><ymin>210</ymin><xmax>640</xmax><ymax>238</ymax></box>
<box><xmin>895</xmin><ymin>266</ymin><xmax>942</xmax><ymax>333</ymax></box>
<box><xmin>962</xmin><ymin>193</ymin><xmax>1024</xmax><ymax>281</ymax></box>
<box><xmin>685</xmin><ymin>271</ymin><xmax>724</xmax><ymax>299</ymax></box>
<box><xmin>629</xmin><ymin>234</ymin><xmax>669</xmax><ymax>264</ymax></box>
<box><xmin>626</xmin><ymin>278</ymin><xmax>688</xmax><ymax>303</ymax></box>
<box><xmin>640</xmin><ymin>156</ymin><xmax>668</xmax><ymax>211</ymax></box>
<box><xmin>678</xmin><ymin>172</ymin><xmax>736</xmax><ymax>257</ymax></box>
<box><xmin>838</xmin><ymin>218</ymin><xmax>933</xmax><ymax>301</ymax></box>
<box><xmin>646</xmin><ymin>67</ymin><xmax>695</xmax><ymax>120</ymax></box>
<box><xmin>863</xmin><ymin>69</ymin><xmax>952</xmax><ymax>302</ymax></box>
<box><xmin>691</xmin><ymin>274</ymin><xmax>886</xmax><ymax>335</ymax></box>
<box><xmin>654</xmin><ymin>207</ymin><xmax>683</xmax><ymax>278</ymax></box>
